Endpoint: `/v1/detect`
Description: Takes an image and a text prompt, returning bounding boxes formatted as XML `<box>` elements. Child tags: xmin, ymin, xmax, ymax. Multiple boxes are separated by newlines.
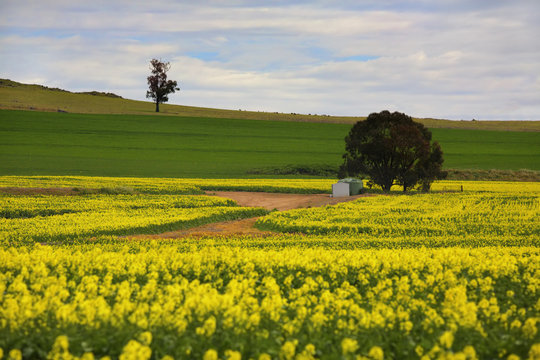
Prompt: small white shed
<box><xmin>332</xmin><ymin>182</ymin><xmax>350</xmax><ymax>197</ymax></box>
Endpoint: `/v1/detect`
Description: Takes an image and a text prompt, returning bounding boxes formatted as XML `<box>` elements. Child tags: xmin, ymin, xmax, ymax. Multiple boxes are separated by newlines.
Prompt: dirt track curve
<box><xmin>0</xmin><ymin>187</ymin><xmax>370</xmax><ymax>239</ymax></box>
<box><xmin>132</xmin><ymin>191</ymin><xmax>371</xmax><ymax>239</ymax></box>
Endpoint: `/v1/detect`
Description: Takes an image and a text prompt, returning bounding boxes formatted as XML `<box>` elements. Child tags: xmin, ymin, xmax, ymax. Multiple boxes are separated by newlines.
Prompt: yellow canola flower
<box><xmin>47</xmin><ymin>335</ymin><xmax>73</xmax><ymax>360</ymax></box>
<box><xmin>439</xmin><ymin>331</ymin><xmax>454</xmax><ymax>349</ymax></box>
<box><xmin>368</xmin><ymin>346</ymin><xmax>384</xmax><ymax>360</ymax></box>
<box><xmin>7</xmin><ymin>350</ymin><xmax>21</xmax><ymax>360</ymax></box>
<box><xmin>341</xmin><ymin>338</ymin><xmax>359</xmax><ymax>355</ymax></box>
<box><xmin>203</xmin><ymin>349</ymin><xmax>218</xmax><ymax>360</ymax></box>
<box><xmin>196</xmin><ymin>316</ymin><xmax>217</xmax><ymax>337</ymax></box>
<box><xmin>522</xmin><ymin>318</ymin><xmax>538</xmax><ymax>339</ymax></box>
<box><xmin>137</xmin><ymin>331</ymin><xmax>152</xmax><ymax>346</ymax></box>
<box><xmin>529</xmin><ymin>344</ymin><xmax>540</xmax><ymax>360</ymax></box>
<box><xmin>462</xmin><ymin>346</ymin><xmax>477</xmax><ymax>360</ymax></box>
<box><xmin>280</xmin><ymin>341</ymin><xmax>296</xmax><ymax>360</ymax></box>
<box><xmin>119</xmin><ymin>340</ymin><xmax>151</xmax><ymax>360</ymax></box>
<box><xmin>225</xmin><ymin>350</ymin><xmax>242</xmax><ymax>360</ymax></box>
<box><xmin>297</xmin><ymin>344</ymin><xmax>316</xmax><ymax>360</ymax></box>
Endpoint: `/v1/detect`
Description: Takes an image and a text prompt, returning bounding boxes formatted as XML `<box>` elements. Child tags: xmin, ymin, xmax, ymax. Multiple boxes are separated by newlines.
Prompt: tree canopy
<box><xmin>146</xmin><ymin>59</ymin><xmax>179</xmax><ymax>112</ymax></box>
<box><xmin>339</xmin><ymin>110</ymin><xmax>447</xmax><ymax>192</ymax></box>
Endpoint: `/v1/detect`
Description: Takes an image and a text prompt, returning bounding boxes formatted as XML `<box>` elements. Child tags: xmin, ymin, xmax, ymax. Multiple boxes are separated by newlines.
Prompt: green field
<box><xmin>429</xmin><ymin>128</ymin><xmax>540</xmax><ymax>171</ymax></box>
<box><xmin>1</xmin><ymin>79</ymin><xmax>539</xmax><ymax>178</ymax></box>
<box><xmin>1</xmin><ymin>110</ymin><xmax>539</xmax><ymax>178</ymax></box>
<box><xmin>0</xmin><ymin>110</ymin><xmax>348</xmax><ymax>177</ymax></box>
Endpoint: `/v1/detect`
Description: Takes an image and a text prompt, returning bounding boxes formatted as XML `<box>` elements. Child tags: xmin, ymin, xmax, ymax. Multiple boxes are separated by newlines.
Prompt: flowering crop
<box><xmin>0</xmin><ymin>176</ymin><xmax>335</xmax><ymax>194</ymax></box>
<box><xmin>430</xmin><ymin>180</ymin><xmax>540</xmax><ymax>194</ymax></box>
<box><xmin>256</xmin><ymin>192</ymin><xmax>540</xmax><ymax>245</ymax></box>
<box><xmin>0</xmin><ymin>194</ymin><xmax>266</xmax><ymax>244</ymax></box>
<box><xmin>0</xmin><ymin>176</ymin><xmax>201</xmax><ymax>195</ymax></box>
<box><xmin>0</xmin><ymin>244</ymin><xmax>539</xmax><ymax>359</ymax></box>
<box><xmin>0</xmin><ymin>177</ymin><xmax>539</xmax><ymax>359</ymax></box>
<box><xmin>5</xmin><ymin>176</ymin><xmax>537</xmax><ymax>195</ymax></box>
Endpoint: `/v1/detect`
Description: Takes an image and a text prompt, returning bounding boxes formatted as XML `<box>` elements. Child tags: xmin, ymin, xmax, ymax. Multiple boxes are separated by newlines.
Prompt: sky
<box><xmin>1</xmin><ymin>0</ymin><xmax>539</xmax><ymax>120</ymax></box>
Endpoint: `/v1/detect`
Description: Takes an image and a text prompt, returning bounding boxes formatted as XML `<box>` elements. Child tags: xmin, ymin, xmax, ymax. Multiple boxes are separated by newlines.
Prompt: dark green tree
<box><xmin>146</xmin><ymin>59</ymin><xmax>179</xmax><ymax>112</ymax></box>
<box><xmin>417</xmin><ymin>141</ymin><xmax>445</xmax><ymax>192</ymax></box>
<box><xmin>338</xmin><ymin>110</ymin><xmax>447</xmax><ymax>192</ymax></box>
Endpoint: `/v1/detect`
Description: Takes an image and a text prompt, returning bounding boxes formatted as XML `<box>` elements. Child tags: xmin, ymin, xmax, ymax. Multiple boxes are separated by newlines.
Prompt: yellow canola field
<box><xmin>0</xmin><ymin>176</ymin><xmax>334</xmax><ymax>194</ymax></box>
<box><xmin>430</xmin><ymin>181</ymin><xmax>540</xmax><ymax>194</ymax></box>
<box><xmin>0</xmin><ymin>244</ymin><xmax>539</xmax><ymax>359</ymax></box>
<box><xmin>256</xmin><ymin>192</ymin><xmax>540</xmax><ymax>243</ymax></box>
<box><xmin>1</xmin><ymin>178</ymin><xmax>539</xmax><ymax>359</ymax></box>
<box><xmin>0</xmin><ymin>195</ymin><xmax>266</xmax><ymax>244</ymax></box>
<box><xmin>2</xmin><ymin>175</ymin><xmax>539</xmax><ymax>195</ymax></box>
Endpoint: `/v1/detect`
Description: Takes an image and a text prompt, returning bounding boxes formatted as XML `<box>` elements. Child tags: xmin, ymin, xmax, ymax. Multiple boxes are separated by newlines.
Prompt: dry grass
<box><xmin>446</xmin><ymin>169</ymin><xmax>540</xmax><ymax>182</ymax></box>
<box><xmin>2</xmin><ymin>79</ymin><xmax>539</xmax><ymax>131</ymax></box>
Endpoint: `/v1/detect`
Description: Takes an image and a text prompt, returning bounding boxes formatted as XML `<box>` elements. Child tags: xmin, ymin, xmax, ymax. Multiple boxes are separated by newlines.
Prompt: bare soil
<box><xmin>131</xmin><ymin>191</ymin><xmax>371</xmax><ymax>239</ymax></box>
<box><xmin>2</xmin><ymin>186</ymin><xmax>370</xmax><ymax>238</ymax></box>
<box><xmin>205</xmin><ymin>191</ymin><xmax>369</xmax><ymax>211</ymax></box>
<box><xmin>130</xmin><ymin>217</ymin><xmax>276</xmax><ymax>239</ymax></box>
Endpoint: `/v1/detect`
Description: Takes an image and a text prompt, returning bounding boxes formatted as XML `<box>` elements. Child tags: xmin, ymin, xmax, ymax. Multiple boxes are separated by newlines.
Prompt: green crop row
<box><xmin>1</xmin><ymin>110</ymin><xmax>539</xmax><ymax>179</ymax></box>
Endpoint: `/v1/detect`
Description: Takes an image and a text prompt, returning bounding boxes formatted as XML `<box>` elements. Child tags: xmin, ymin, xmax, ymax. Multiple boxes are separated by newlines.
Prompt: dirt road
<box><xmin>132</xmin><ymin>191</ymin><xmax>370</xmax><ymax>239</ymax></box>
<box><xmin>206</xmin><ymin>191</ymin><xmax>368</xmax><ymax>211</ymax></box>
<box><xmin>1</xmin><ymin>186</ymin><xmax>369</xmax><ymax>238</ymax></box>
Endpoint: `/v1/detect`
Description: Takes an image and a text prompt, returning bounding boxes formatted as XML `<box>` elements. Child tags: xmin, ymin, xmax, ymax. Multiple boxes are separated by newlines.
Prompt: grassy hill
<box><xmin>1</xmin><ymin>78</ymin><xmax>539</xmax><ymax>131</ymax></box>
<box><xmin>1</xmin><ymin>110</ymin><xmax>538</xmax><ymax>178</ymax></box>
<box><xmin>1</xmin><ymin>79</ymin><xmax>538</xmax><ymax>179</ymax></box>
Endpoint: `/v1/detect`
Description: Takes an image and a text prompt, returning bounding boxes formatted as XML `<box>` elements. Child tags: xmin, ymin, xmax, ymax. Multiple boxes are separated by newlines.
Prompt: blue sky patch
<box><xmin>186</xmin><ymin>52</ymin><xmax>222</xmax><ymax>62</ymax></box>
<box><xmin>337</xmin><ymin>55</ymin><xmax>380</xmax><ymax>62</ymax></box>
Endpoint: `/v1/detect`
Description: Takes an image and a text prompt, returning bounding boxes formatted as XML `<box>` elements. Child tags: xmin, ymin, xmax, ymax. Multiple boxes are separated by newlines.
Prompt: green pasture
<box><xmin>0</xmin><ymin>110</ymin><xmax>538</xmax><ymax>178</ymax></box>
<box><xmin>0</xmin><ymin>110</ymin><xmax>347</xmax><ymax>177</ymax></box>
<box><xmin>430</xmin><ymin>128</ymin><xmax>539</xmax><ymax>171</ymax></box>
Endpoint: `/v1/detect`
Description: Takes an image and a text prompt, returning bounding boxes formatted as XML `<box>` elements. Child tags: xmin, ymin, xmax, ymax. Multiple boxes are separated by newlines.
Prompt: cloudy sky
<box><xmin>1</xmin><ymin>0</ymin><xmax>539</xmax><ymax>120</ymax></box>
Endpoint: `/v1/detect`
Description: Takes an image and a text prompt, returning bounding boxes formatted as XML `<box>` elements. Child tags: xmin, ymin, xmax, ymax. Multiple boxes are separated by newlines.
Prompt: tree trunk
<box><xmin>382</xmin><ymin>180</ymin><xmax>392</xmax><ymax>192</ymax></box>
<box><xmin>155</xmin><ymin>101</ymin><xmax>160</xmax><ymax>112</ymax></box>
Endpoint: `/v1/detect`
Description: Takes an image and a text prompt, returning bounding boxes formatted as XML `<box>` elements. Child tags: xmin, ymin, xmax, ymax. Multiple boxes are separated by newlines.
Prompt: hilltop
<box><xmin>1</xmin><ymin>79</ymin><xmax>539</xmax><ymax>131</ymax></box>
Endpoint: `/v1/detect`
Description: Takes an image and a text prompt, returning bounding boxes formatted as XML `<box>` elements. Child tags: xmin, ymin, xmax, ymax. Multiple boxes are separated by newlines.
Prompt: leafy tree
<box><xmin>146</xmin><ymin>59</ymin><xmax>179</xmax><ymax>112</ymax></box>
<box><xmin>339</xmin><ymin>110</ymin><xmax>447</xmax><ymax>192</ymax></box>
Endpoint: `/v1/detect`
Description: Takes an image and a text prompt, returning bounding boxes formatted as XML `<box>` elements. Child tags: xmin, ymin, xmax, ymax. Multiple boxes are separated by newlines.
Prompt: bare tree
<box><xmin>146</xmin><ymin>59</ymin><xmax>179</xmax><ymax>112</ymax></box>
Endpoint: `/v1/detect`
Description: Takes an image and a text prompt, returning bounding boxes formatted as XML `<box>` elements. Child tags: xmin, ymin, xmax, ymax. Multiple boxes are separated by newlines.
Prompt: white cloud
<box><xmin>1</xmin><ymin>0</ymin><xmax>539</xmax><ymax>119</ymax></box>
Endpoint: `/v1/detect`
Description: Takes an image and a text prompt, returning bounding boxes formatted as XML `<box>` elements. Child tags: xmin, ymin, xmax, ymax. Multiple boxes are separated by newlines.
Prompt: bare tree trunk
<box><xmin>155</xmin><ymin>101</ymin><xmax>160</xmax><ymax>112</ymax></box>
<box><xmin>382</xmin><ymin>180</ymin><xmax>392</xmax><ymax>192</ymax></box>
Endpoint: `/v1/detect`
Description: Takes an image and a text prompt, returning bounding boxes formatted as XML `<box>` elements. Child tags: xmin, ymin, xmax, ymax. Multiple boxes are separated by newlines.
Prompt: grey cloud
<box><xmin>0</xmin><ymin>0</ymin><xmax>538</xmax><ymax>119</ymax></box>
